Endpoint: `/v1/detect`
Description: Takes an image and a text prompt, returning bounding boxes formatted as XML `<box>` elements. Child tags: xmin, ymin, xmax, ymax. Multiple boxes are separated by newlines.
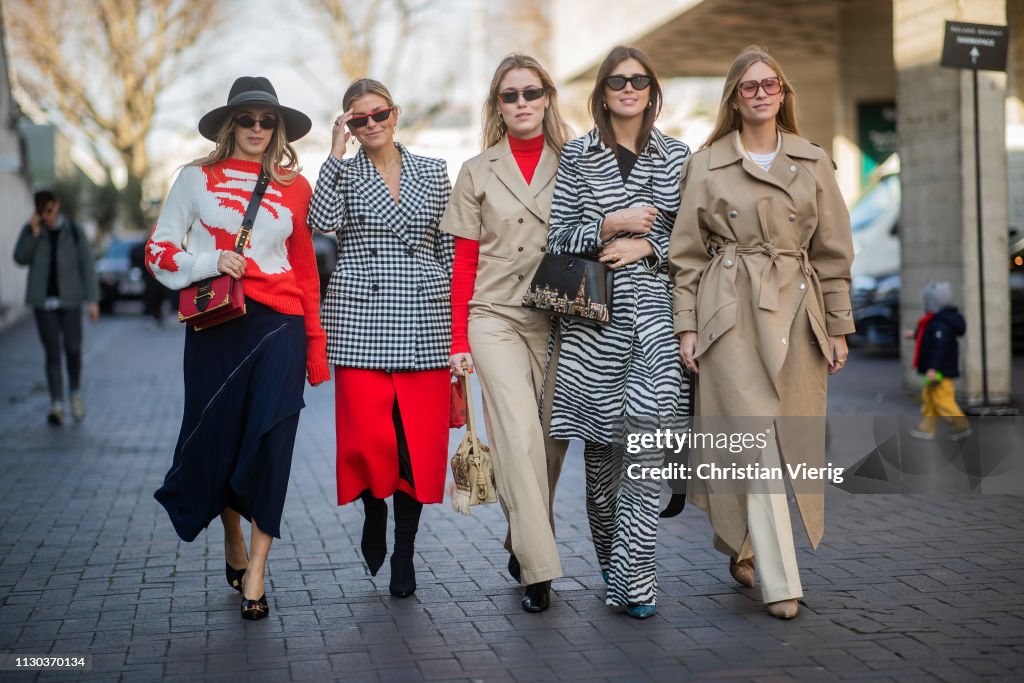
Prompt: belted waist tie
<box><xmin>709</xmin><ymin>242</ymin><xmax>810</xmax><ymax>312</ymax></box>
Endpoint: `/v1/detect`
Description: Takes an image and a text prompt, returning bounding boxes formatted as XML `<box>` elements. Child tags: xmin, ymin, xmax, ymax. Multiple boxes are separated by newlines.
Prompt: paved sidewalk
<box><xmin>0</xmin><ymin>311</ymin><xmax>1022</xmax><ymax>682</ymax></box>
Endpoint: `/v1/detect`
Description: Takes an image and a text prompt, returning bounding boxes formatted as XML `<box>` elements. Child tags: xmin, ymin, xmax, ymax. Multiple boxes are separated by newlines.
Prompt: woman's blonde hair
<box><xmin>342</xmin><ymin>78</ymin><xmax>396</xmax><ymax>113</ymax></box>
<box><xmin>481</xmin><ymin>54</ymin><xmax>573</xmax><ymax>152</ymax></box>
<box><xmin>190</xmin><ymin>109</ymin><xmax>300</xmax><ymax>185</ymax></box>
<box><xmin>702</xmin><ymin>45</ymin><xmax>800</xmax><ymax>149</ymax></box>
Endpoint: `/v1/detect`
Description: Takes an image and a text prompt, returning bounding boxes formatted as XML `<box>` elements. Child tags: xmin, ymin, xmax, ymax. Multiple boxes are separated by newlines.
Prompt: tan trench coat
<box><xmin>668</xmin><ymin>131</ymin><xmax>854</xmax><ymax>556</ymax></box>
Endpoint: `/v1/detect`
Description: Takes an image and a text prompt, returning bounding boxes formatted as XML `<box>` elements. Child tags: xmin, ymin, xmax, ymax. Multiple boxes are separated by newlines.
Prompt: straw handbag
<box><xmin>447</xmin><ymin>373</ymin><xmax>497</xmax><ymax>514</ymax></box>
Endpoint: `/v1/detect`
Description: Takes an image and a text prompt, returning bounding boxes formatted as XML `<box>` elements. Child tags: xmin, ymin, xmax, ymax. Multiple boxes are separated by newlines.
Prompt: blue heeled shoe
<box><xmin>625</xmin><ymin>603</ymin><xmax>656</xmax><ymax>619</ymax></box>
<box><xmin>601</xmin><ymin>570</ymin><xmax>609</xmax><ymax>584</ymax></box>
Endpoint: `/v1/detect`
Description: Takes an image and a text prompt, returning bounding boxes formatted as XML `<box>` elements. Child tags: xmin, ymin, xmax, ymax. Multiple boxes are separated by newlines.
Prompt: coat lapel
<box><xmin>530</xmin><ymin>143</ymin><xmax>558</xmax><ymax>205</ymax></box>
<box><xmin>489</xmin><ymin>136</ymin><xmax>545</xmax><ymax>220</ymax></box>
<box><xmin>581</xmin><ymin>129</ymin><xmax>631</xmax><ymax>214</ymax></box>
<box><xmin>352</xmin><ymin>143</ymin><xmax>429</xmax><ymax>246</ymax></box>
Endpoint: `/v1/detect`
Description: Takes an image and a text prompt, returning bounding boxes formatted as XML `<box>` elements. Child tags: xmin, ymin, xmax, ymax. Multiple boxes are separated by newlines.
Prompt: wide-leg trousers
<box><xmin>468</xmin><ymin>309</ymin><xmax>567</xmax><ymax>585</ymax></box>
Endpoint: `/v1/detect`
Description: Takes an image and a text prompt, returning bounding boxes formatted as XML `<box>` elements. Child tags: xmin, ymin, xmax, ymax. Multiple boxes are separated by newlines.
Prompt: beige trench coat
<box><xmin>668</xmin><ymin>131</ymin><xmax>854</xmax><ymax>556</ymax></box>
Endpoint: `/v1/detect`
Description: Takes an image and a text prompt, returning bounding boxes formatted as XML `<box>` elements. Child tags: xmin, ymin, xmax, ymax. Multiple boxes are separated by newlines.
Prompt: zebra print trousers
<box><xmin>584</xmin><ymin>440</ymin><xmax>663</xmax><ymax>607</ymax></box>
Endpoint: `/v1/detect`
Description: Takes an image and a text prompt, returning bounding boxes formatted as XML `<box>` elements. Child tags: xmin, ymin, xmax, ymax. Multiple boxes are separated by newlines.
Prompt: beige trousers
<box><xmin>469</xmin><ymin>310</ymin><xmax>567</xmax><ymax>585</ymax></box>
<box><xmin>716</xmin><ymin>433</ymin><xmax>803</xmax><ymax>603</ymax></box>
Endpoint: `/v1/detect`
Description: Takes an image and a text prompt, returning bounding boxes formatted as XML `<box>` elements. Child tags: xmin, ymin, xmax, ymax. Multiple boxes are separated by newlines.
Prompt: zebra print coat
<box><xmin>547</xmin><ymin>128</ymin><xmax>690</xmax><ymax>443</ymax></box>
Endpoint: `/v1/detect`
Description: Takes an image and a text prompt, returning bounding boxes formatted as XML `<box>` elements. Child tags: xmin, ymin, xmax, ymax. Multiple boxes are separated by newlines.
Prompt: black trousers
<box><xmin>33</xmin><ymin>307</ymin><xmax>83</xmax><ymax>401</ymax></box>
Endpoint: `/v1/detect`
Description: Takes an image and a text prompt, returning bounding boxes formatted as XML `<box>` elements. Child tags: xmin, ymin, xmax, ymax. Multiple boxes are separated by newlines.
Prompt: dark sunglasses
<box><xmin>349</xmin><ymin>107</ymin><xmax>396</xmax><ymax>128</ymax></box>
<box><xmin>737</xmin><ymin>77</ymin><xmax>782</xmax><ymax>99</ymax></box>
<box><xmin>497</xmin><ymin>87</ymin><xmax>546</xmax><ymax>104</ymax></box>
<box><xmin>604</xmin><ymin>75</ymin><xmax>652</xmax><ymax>91</ymax></box>
<box><xmin>233</xmin><ymin>115</ymin><xmax>277</xmax><ymax>130</ymax></box>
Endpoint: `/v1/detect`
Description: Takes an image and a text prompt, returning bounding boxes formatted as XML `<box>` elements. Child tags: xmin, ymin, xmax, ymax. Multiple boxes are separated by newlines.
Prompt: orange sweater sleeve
<box><xmin>286</xmin><ymin>176</ymin><xmax>330</xmax><ymax>385</ymax></box>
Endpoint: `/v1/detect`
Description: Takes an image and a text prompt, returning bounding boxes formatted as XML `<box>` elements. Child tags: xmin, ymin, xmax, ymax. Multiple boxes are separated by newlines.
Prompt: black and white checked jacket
<box><xmin>308</xmin><ymin>143</ymin><xmax>454</xmax><ymax>370</ymax></box>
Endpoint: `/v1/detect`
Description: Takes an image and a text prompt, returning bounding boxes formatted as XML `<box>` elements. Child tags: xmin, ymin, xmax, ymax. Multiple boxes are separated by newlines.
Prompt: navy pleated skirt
<box><xmin>155</xmin><ymin>300</ymin><xmax>306</xmax><ymax>541</ymax></box>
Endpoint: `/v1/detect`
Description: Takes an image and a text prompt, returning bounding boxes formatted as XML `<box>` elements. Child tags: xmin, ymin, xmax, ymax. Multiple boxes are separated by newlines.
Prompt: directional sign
<box><xmin>941</xmin><ymin>21</ymin><xmax>1009</xmax><ymax>71</ymax></box>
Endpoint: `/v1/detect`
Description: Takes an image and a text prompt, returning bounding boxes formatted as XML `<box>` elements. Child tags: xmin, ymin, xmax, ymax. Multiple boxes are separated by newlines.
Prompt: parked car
<box><xmin>96</xmin><ymin>235</ymin><xmax>147</xmax><ymax>313</ymax></box>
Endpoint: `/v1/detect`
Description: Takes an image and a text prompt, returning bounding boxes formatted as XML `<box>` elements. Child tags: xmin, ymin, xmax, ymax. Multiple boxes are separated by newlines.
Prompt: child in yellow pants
<box><xmin>906</xmin><ymin>281</ymin><xmax>971</xmax><ymax>440</ymax></box>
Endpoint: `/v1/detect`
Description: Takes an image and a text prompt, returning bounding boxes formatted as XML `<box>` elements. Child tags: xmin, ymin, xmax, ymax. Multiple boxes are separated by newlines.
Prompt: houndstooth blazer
<box><xmin>308</xmin><ymin>142</ymin><xmax>454</xmax><ymax>370</ymax></box>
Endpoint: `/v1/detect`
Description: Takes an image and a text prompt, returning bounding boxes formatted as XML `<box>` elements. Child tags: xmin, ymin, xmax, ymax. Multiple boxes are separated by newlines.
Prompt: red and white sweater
<box><xmin>147</xmin><ymin>158</ymin><xmax>330</xmax><ymax>384</ymax></box>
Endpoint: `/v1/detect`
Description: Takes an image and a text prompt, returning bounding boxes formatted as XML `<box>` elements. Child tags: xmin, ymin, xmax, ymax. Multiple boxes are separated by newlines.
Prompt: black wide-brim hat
<box><xmin>198</xmin><ymin>76</ymin><xmax>312</xmax><ymax>142</ymax></box>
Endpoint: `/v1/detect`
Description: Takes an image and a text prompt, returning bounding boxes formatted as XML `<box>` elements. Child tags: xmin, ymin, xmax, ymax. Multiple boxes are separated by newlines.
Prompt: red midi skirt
<box><xmin>335</xmin><ymin>366</ymin><xmax>450</xmax><ymax>505</ymax></box>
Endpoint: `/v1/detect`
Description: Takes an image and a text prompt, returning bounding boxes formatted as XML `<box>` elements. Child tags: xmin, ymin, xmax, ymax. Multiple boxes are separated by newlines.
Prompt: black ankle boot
<box><xmin>390</xmin><ymin>491</ymin><xmax>422</xmax><ymax>597</ymax></box>
<box><xmin>360</xmin><ymin>491</ymin><xmax>388</xmax><ymax>576</ymax></box>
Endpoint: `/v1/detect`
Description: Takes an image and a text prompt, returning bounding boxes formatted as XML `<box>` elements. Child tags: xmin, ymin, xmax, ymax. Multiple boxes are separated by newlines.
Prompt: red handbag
<box><xmin>178</xmin><ymin>170</ymin><xmax>269</xmax><ymax>331</ymax></box>
<box><xmin>178</xmin><ymin>276</ymin><xmax>246</xmax><ymax>330</ymax></box>
<box><xmin>449</xmin><ymin>376</ymin><xmax>468</xmax><ymax>428</ymax></box>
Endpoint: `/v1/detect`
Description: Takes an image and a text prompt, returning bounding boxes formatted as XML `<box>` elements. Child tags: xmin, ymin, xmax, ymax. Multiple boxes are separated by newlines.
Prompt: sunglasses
<box><xmin>497</xmin><ymin>87</ymin><xmax>546</xmax><ymax>104</ymax></box>
<box><xmin>348</xmin><ymin>107</ymin><xmax>396</xmax><ymax>128</ymax></box>
<box><xmin>604</xmin><ymin>75</ymin><xmax>652</xmax><ymax>91</ymax></box>
<box><xmin>233</xmin><ymin>115</ymin><xmax>278</xmax><ymax>130</ymax></box>
<box><xmin>737</xmin><ymin>77</ymin><xmax>783</xmax><ymax>99</ymax></box>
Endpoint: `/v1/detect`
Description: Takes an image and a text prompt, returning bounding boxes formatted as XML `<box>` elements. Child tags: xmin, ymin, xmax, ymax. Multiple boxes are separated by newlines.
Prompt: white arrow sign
<box><xmin>970</xmin><ymin>46</ymin><xmax>980</xmax><ymax>64</ymax></box>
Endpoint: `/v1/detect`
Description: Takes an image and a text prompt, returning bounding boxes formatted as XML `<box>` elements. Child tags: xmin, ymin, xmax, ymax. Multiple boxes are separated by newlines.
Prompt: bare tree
<box><xmin>304</xmin><ymin>0</ymin><xmax>449</xmax><ymax>131</ymax></box>
<box><xmin>4</xmin><ymin>0</ymin><xmax>224</xmax><ymax>230</ymax></box>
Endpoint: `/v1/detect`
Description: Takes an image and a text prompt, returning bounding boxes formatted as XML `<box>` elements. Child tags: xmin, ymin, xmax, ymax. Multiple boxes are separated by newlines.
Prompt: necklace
<box><xmin>737</xmin><ymin>131</ymin><xmax>782</xmax><ymax>170</ymax></box>
<box><xmin>373</xmin><ymin>155</ymin><xmax>402</xmax><ymax>177</ymax></box>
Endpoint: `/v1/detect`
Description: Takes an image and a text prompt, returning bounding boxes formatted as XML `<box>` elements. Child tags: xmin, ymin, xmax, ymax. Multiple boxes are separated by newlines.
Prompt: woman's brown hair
<box><xmin>702</xmin><ymin>45</ymin><xmax>800</xmax><ymax>149</ymax></box>
<box><xmin>587</xmin><ymin>46</ymin><xmax>663</xmax><ymax>153</ymax></box>
<box><xmin>481</xmin><ymin>53</ymin><xmax>573</xmax><ymax>152</ymax></box>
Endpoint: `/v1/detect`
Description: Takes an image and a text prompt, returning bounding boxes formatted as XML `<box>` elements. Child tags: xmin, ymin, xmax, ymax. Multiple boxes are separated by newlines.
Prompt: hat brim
<box><xmin>198</xmin><ymin>103</ymin><xmax>312</xmax><ymax>143</ymax></box>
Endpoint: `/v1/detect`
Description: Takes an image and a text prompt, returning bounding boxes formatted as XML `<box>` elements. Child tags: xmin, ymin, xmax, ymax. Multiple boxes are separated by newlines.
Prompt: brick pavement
<box><xmin>0</xmin><ymin>311</ymin><xmax>1022</xmax><ymax>682</ymax></box>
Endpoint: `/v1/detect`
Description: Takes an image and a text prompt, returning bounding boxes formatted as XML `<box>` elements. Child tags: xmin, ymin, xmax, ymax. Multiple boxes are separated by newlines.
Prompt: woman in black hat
<box><xmin>147</xmin><ymin>76</ymin><xmax>330</xmax><ymax>621</ymax></box>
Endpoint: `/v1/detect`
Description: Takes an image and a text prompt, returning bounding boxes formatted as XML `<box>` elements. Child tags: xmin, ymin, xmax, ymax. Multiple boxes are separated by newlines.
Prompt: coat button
<box><xmin>370</xmin><ymin>248</ymin><xmax>378</xmax><ymax>256</ymax></box>
<box><xmin>723</xmin><ymin>259</ymin><xmax>734</xmax><ymax>268</ymax></box>
<box><xmin>518</xmin><ymin>274</ymin><xmax>524</xmax><ymax>280</ymax></box>
<box><xmin>407</xmin><ymin>248</ymin><xmax>415</xmax><ymax>256</ymax></box>
<box><xmin>518</xmin><ymin>246</ymin><xmax>524</xmax><ymax>251</ymax></box>
<box><xmin>799</xmin><ymin>282</ymin><xmax>806</xmax><ymax>290</ymax></box>
<box><xmin>789</xmin><ymin>165</ymin><xmax>797</xmax><ymax>172</ymax></box>
<box><xmin>788</xmin><ymin>214</ymin><xmax>796</xmax><ymax>222</ymax></box>
<box><xmin>709</xmin><ymin>332</ymin><xmax>716</xmax><ymax>340</ymax></box>
<box><xmin>728</xmin><ymin>210</ymin><xmax>738</xmax><ymax>219</ymax></box>
<box><xmin>417</xmin><ymin>285</ymin><xmax>424</xmax><ymax>292</ymax></box>
<box><xmin>372</xmin><ymin>284</ymin><xmax>379</xmax><ymax>292</ymax></box>
<box><xmin>518</xmin><ymin>218</ymin><xmax>524</xmax><ymax>224</ymax></box>
<box><xmin>540</xmin><ymin>246</ymin><xmax>547</xmax><ymax>252</ymax></box>
<box><xmin>781</xmin><ymin>337</ymin><xmax>787</xmax><ymax>345</ymax></box>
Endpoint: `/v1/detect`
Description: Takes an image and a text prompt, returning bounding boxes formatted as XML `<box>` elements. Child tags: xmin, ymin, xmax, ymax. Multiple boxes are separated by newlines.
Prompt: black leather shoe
<box><xmin>507</xmin><ymin>553</ymin><xmax>521</xmax><ymax>583</ymax></box>
<box><xmin>240</xmin><ymin>594</ymin><xmax>269</xmax><ymax>620</ymax></box>
<box><xmin>521</xmin><ymin>581</ymin><xmax>551</xmax><ymax>613</ymax></box>
<box><xmin>225</xmin><ymin>563</ymin><xmax>246</xmax><ymax>593</ymax></box>
<box><xmin>389</xmin><ymin>553</ymin><xmax>416</xmax><ymax>598</ymax></box>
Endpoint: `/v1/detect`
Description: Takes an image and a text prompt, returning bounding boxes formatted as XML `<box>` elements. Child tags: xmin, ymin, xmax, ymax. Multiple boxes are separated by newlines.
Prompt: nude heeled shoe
<box><xmin>729</xmin><ymin>557</ymin><xmax>755</xmax><ymax>588</ymax></box>
<box><xmin>766</xmin><ymin>599</ymin><xmax>799</xmax><ymax>619</ymax></box>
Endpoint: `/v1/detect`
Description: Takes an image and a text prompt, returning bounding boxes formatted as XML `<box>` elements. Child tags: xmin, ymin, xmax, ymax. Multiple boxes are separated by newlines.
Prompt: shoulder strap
<box><xmin>233</xmin><ymin>170</ymin><xmax>270</xmax><ymax>253</ymax></box>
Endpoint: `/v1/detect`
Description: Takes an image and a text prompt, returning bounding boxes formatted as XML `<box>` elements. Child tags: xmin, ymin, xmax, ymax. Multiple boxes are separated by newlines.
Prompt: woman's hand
<box><xmin>449</xmin><ymin>352</ymin><xmax>474</xmax><ymax>377</ymax></box>
<box><xmin>330</xmin><ymin>109</ymin><xmax>354</xmax><ymax>160</ymax></box>
<box><xmin>87</xmin><ymin>302</ymin><xmax>100</xmax><ymax>323</ymax></box>
<box><xmin>679</xmin><ymin>332</ymin><xmax>699</xmax><ymax>374</ymax></box>
<box><xmin>599</xmin><ymin>206</ymin><xmax>658</xmax><ymax>241</ymax></box>
<box><xmin>217</xmin><ymin>251</ymin><xmax>246</xmax><ymax>280</ymax></box>
<box><xmin>599</xmin><ymin>238</ymin><xmax>654</xmax><ymax>270</ymax></box>
<box><xmin>828</xmin><ymin>335</ymin><xmax>848</xmax><ymax>375</ymax></box>
<box><xmin>29</xmin><ymin>213</ymin><xmax>43</xmax><ymax>238</ymax></box>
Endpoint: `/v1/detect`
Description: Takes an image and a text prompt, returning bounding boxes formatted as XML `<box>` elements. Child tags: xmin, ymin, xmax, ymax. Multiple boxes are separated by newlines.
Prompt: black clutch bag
<box><xmin>521</xmin><ymin>252</ymin><xmax>612</xmax><ymax>324</ymax></box>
